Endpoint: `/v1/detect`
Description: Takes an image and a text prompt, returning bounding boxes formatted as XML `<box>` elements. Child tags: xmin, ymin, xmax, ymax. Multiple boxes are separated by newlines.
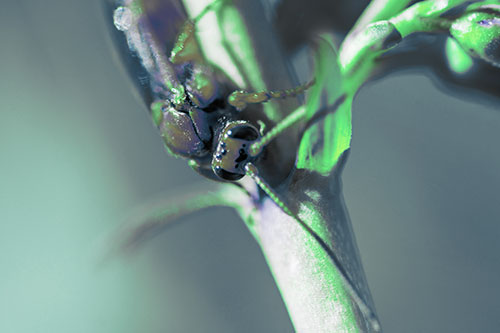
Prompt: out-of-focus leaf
<box><xmin>446</xmin><ymin>37</ymin><xmax>474</xmax><ymax>73</ymax></box>
<box><xmin>296</xmin><ymin>35</ymin><xmax>351</xmax><ymax>176</ymax></box>
<box><xmin>450</xmin><ymin>8</ymin><xmax>500</xmax><ymax>68</ymax></box>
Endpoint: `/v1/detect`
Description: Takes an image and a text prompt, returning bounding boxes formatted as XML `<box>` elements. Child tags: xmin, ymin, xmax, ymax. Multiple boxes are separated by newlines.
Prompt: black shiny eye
<box><xmin>228</xmin><ymin>125</ymin><xmax>259</xmax><ymax>141</ymax></box>
<box><xmin>214</xmin><ymin>166</ymin><xmax>244</xmax><ymax>181</ymax></box>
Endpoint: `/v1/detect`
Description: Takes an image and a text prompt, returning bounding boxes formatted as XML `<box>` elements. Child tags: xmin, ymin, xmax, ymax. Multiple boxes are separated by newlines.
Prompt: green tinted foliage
<box><xmin>150</xmin><ymin>101</ymin><xmax>164</xmax><ymax>127</ymax></box>
<box><xmin>296</xmin><ymin>35</ymin><xmax>350</xmax><ymax>176</ymax></box>
<box><xmin>451</xmin><ymin>9</ymin><xmax>500</xmax><ymax>67</ymax></box>
<box><xmin>446</xmin><ymin>37</ymin><xmax>474</xmax><ymax>73</ymax></box>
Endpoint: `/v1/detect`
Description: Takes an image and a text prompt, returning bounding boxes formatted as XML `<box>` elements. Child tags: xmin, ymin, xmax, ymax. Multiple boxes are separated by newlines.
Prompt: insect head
<box><xmin>212</xmin><ymin>121</ymin><xmax>261</xmax><ymax>181</ymax></box>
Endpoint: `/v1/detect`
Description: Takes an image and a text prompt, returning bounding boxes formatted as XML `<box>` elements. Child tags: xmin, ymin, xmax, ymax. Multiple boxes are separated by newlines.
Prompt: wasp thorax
<box><xmin>212</xmin><ymin>121</ymin><xmax>260</xmax><ymax>181</ymax></box>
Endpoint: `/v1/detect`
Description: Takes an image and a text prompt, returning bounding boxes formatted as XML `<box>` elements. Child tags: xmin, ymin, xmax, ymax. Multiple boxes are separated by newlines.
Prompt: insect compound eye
<box><xmin>211</xmin><ymin>121</ymin><xmax>261</xmax><ymax>181</ymax></box>
<box><xmin>159</xmin><ymin>106</ymin><xmax>207</xmax><ymax>158</ymax></box>
<box><xmin>226</xmin><ymin>124</ymin><xmax>259</xmax><ymax>141</ymax></box>
<box><xmin>213</xmin><ymin>166</ymin><xmax>244</xmax><ymax>181</ymax></box>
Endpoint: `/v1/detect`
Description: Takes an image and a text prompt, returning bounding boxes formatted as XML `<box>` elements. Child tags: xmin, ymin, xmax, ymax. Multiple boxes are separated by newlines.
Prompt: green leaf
<box><xmin>445</xmin><ymin>37</ymin><xmax>474</xmax><ymax>74</ymax></box>
<box><xmin>450</xmin><ymin>8</ymin><xmax>500</xmax><ymax>68</ymax></box>
<box><xmin>296</xmin><ymin>35</ymin><xmax>351</xmax><ymax>176</ymax></box>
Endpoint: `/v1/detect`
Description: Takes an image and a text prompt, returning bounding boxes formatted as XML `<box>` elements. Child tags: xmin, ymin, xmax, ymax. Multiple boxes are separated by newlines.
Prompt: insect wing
<box><xmin>104</xmin><ymin>0</ymin><xmax>187</xmax><ymax>107</ymax></box>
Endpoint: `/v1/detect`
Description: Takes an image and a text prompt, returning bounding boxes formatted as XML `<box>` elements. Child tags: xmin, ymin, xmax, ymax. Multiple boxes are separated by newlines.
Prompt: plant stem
<box><xmin>228</xmin><ymin>164</ymin><xmax>379</xmax><ymax>332</ymax></box>
<box><xmin>183</xmin><ymin>0</ymin><xmax>382</xmax><ymax>331</ymax></box>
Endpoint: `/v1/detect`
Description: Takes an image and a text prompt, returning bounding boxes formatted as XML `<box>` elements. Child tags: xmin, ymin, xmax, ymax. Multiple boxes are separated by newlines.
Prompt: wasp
<box><xmin>152</xmin><ymin>23</ymin><xmax>313</xmax><ymax>183</ymax></box>
<box><xmin>113</xmin><ymin>1</ymin><xmax>313</xmax><ymax>185</ymax></box>
<box><xmin>156</xmin><ymin>20</ymin><xmax>314</xmax><ymax>182</ymax></box>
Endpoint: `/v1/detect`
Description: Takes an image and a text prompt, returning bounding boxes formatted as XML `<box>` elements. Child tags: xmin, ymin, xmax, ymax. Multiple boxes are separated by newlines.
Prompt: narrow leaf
<box><xmin>296</xmin><ymin>35</ymin><xmax>352</xmax><ymax>176</ymax></box>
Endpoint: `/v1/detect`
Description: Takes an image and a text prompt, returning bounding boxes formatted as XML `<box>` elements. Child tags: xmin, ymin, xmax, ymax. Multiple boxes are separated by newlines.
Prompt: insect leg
<box><xmin>244</xmin><ymin>163</ymin><xmax>381</xmax><ymax>331</ymax></box>
<box><xmin>228</xmin><ymin>79</ymin><xmax>315</xmax><ymax>111</ymax></box>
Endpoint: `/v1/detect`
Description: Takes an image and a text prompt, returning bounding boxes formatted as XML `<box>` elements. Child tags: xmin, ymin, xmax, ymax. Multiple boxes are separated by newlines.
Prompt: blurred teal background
<box><xmin>1</xmin><ymin>0</ymin><xmax>499</xmax><ymax>332</ymax></box>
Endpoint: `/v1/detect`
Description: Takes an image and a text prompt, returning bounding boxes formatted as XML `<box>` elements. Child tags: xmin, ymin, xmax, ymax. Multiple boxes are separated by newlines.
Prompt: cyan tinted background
<box><xmin>1</xmin><ymin>0</ymin><xmax>499</xmax><ymax>332</ymax></box>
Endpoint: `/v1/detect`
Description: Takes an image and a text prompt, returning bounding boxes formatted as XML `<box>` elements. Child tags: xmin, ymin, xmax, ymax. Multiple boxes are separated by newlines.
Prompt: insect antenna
<box><xmin>228</xmin><ymin>79</ymin><xmax>315</xmax><ymax>111</ymax></box>
<box><xmin>249</xmin><ymin>104</ymin><xmax>307</xmax><ymax>157</ymax></box>
<box><xmin>249</xmin><ymin>93</ymin><xmax>346</xmax><ymax>157</ymax></box>
<box><xmin>244</xmin><ymin>163</ymin><xmax>381</xmax><ymax>331</ymax></box>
